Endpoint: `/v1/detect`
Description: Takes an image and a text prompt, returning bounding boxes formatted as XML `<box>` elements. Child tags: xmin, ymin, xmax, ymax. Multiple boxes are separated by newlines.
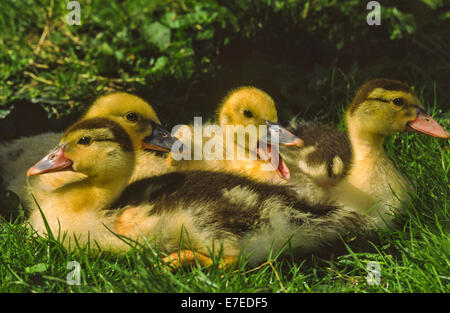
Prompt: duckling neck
<box><xmin>345</xmin><ymin>118</ymin><xmax>398</xmax><ymax>189</ymax></box>
<box><xmin>28</xmin><ymin>176</ymin><xmax>131</xmax><ymax>248</ymax></box>
<box><xmin>33</xmin><ymin>176</ymin><xmax>128</xmax><ymax>214</ymax></box>
<box><xmin>331</xmin><ymin>119</ymin><xmax>411</xmax><ymax>226</ymax></box>
<box><xmin>348</xmin><ymin>121</ymin><xmax>386</xmax><ymax>164</ymax></box>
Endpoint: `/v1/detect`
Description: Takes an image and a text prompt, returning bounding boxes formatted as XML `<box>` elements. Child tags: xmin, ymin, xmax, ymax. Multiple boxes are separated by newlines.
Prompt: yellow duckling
<box><xmin>82</xmin><ymin>92</ymin><xmax>176</xmax><ymax>182</ymax></box>
<box><xmin>26</xmin><ymin>118</ymin><xmax>137</xmax><ymax>246</ymax></box>
<box><xmin>291</xmin><ymin>79</ymin><xmax>449</xmax><ymax>228</ymax></box>
<box><xmin>169</xmin><ymin>86</ymin><xmax>303</xmax><ymax>183</ymax></box>
<box><xmin>1</xmin><ymin>93</ymin><xmax>176</xmax><ymax>212</ymax></box>
<box><xmin>26</xmin><ymin>117</ymin><xmax>176</xmax><ymax>248</ymax></box>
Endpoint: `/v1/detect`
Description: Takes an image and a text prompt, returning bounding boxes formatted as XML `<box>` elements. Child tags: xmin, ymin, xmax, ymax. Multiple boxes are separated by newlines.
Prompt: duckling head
<box><xmin>83</xmin><ymin>92</ymin><xmax>177</xmax><ymax>153</ymax></box>
<box><xmin>347</xmin><ymin>79</ymin><xmax>450</xmax><ymax>143</ymax></box>
<box><xmin>217</xmin><ymin>87</ymin><xmax>303</xmax><ymax>180</ymax></box>
<box><xmin>218</xmin><ymin>87</ymin><xmax>278</xmax><ymax>129</ymax></box>
<box><xmin>27</xmin><ymin>118</ymin><xmax>135</xmax><ymax>187</ymax></box>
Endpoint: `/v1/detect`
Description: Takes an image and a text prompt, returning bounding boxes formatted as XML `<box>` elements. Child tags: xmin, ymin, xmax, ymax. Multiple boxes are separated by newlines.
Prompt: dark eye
<box><xmin>125</xmin><ymin>112</ymin><xmax>139</xmax><ymax>122</ymax></box>
<box><xmin>78</xmin><ymin>137</ymin><xmax>92</xmax><ymax>145</ymax></box>
<box><xmin>243</xmin><ymin>110</ymin><xmax>253</xmax><ymax>118</ymax></box>
<box><xmin>392</xmin><ymin>98</ymin><xmax>404</xmax><ymax>106</ymax></box>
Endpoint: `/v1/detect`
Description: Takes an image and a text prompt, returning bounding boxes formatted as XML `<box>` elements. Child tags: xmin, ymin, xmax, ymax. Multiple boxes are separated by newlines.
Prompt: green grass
<box><xmin>0</xmin><ymin>0</ymin><xmax>449</xmax><ymax>293</ymax></box>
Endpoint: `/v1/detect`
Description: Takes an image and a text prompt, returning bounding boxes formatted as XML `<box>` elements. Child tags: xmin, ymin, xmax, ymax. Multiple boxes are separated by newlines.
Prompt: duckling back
<box><xmin>108</xmin><ymin>170</ymin><xmax>368</xmax><ymax>266</ymax></box>
<box><xmin>284</xmin><ymin>120</ymin><xmax>352</xmax><ymax>188</ymax></box>
<box><xmin>0</xmin><ymin>132</ymin><xmax>62</xmax><ymax>216</ymax></box>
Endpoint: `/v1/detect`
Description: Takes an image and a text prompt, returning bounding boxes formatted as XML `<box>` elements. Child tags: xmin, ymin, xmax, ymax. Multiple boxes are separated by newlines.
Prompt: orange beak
<box><xmin>27</xmin><ymin>144</ymin><xmax>73</xmax><ymax>176</ymax></box>
<box><xmin>407</xmin><ymin>109</ymin><xmax>450</xmax><ymax>139</ymax></box>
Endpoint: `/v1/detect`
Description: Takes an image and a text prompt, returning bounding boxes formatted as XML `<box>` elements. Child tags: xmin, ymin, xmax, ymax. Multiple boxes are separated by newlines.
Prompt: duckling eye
<box><xmin>392</xmin><ymin>98</ymin><xmax>404</xmax><ymax>106</ymax></box>
<box><xmin>125</xmin><ymin>112</ymin><xmax>139</xmax><ymax>122</ymax></box>
<box><xmin>243</xmin><ymin>110</ymin><xmax>253</xmax><ymax>118</ymax></box>
<box><xmin>78</xmin><ymin>137</ymin><xmax>92</xmax><ymax>145</ymax></box>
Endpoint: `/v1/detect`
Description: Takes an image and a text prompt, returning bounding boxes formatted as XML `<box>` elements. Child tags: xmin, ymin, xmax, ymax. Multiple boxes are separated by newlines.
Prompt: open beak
<box><xmin>256</xmin><ymin>121</ymin><xmax>303</xmax><ymax>180</ymax></box>
<box><xmin>27</xmin><ymin>144</ymin><xmax>73</xmax><ymax>176</ymax></box>
<box><xmin>256</xmin><ymin>143</ymin><xmax>291</xmax><ymax>180</ymax></box>
<box><xmin>407</xmin><ymin>108</ymin><xmax>450</xmax><ymax>139</ymax></box>
<box><xmin>142</xmin><ymin>122</ymin><xmax>181</xmax><ymax>152</ymax></box>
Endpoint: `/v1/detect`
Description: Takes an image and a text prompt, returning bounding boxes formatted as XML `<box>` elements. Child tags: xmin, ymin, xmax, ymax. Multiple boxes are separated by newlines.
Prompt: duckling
<box><xmin>1</xmin><ymin>93</ymin><xmax>176</xmax><ymax>213</ymax></box>
<box><xmin>109</xmin><ymin>170</ymin><xmax>367</xmax><ymax>268</ymax></box>
<box><xmin>283</xmin><ymin>122</ymin><xmax>351</xmax><ymax>188</ymax></box>
<box><xmin>26</xmin><ymin>118</ymin><xmax>136</xmax><ymax>245</ymax></box>
<box><xmin>26</xmin><ymin>117</ymin><xmax>175</xmax><ymax>248</ymax></box>
<box><xmin>295</xmin><ymin>79</ymin><xmax>449</xmax><ymax>228</ymax></box>
<box><xmin>27</xmin><ymin>117</ymin><xmax>367</xmax><ymax>268</ymax></box>
<box><xmin>169</xmin><ymin>87</ymin><xmax>303</xmax><ymax>183</ymax></box>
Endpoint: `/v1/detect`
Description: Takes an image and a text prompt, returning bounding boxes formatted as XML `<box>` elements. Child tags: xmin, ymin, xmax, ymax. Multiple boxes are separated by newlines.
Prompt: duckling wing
<box><xmin>289</xmin><ymin>122</ymin><xmax>352</xmax><ymax>187</ymax></box>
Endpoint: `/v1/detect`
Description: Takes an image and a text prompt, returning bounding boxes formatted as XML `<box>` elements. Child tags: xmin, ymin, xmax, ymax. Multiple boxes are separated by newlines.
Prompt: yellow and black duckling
<box><xmin>1</xmin><ymin>93</ymin><xmax>176</xmax><ymax>212</ymax></box>
<box><xmin>28</xmin><ymin>118</ymin><xmax>366</xmax><ymax>269</ymax></box>
<box><xmin>107</xmin><ymin>171</ymin><xmax>367</xmax><ymax>269</ymax></box>
<box><xmin>287</xmin><ymin>79</ymin><xmax>449</xmax><ymax>228</ymax></box>
<box><xmin>169</xmin><ymin>86</ymin><xmax>303</xmax><ymax>183</ymax></box>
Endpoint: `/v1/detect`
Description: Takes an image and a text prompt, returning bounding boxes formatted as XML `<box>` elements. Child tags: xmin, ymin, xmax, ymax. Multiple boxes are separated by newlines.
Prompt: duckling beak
<box><xmin>27</xmin><ymin>144</ymin><xmax>73</xmax><ymax>176</ymax></box>
<box><xmin>406</xmin><ymin>108</ymin><xmax>450</xmax><ymax>139</ymax></box>
<box><xmin>263</xmin><ymin>121</ymin><xmax>304</xmax><ymax>147</ymax></box>
<box><xmin>142</xmin><ymin>122</ymin><xmax>180</xmax><ymax>152</ymax></box>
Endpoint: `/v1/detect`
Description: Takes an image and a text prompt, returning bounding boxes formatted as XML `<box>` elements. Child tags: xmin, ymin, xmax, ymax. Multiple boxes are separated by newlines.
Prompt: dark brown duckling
<box><xmin>286</xmin><ymin>121</ymin><xmax>352</xmax><ymax>188</ymax></box>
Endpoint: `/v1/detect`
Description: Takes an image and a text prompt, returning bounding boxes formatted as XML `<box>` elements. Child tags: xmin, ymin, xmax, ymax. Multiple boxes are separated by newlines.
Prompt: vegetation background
<box><xmin>0</xmin><ymin>0</ymin><xmax>449</xmax><ymax>293</ymax></box>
